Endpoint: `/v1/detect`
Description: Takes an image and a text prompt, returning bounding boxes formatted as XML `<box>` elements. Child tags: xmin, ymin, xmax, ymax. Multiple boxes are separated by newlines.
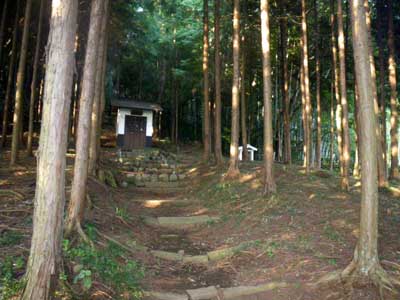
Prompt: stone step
<box><xmin>143</xmin><ymin>282</ymin><xmax>288</xmax><ymax>300</ymax></box>
<box><xmin>144</xmin><ymin>215</ymin><xmax>219</xmax><ymax>229</ymax></box>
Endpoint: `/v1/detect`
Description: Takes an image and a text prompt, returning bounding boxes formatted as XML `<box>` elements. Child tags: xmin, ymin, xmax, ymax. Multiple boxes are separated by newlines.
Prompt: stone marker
<box><xmin>170</xmin><ymin>173</ymin><xmax>178</xmax><ymax>182</ymax></box>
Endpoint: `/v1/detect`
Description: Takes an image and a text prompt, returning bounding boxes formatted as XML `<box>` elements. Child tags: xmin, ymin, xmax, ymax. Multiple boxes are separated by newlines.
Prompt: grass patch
<box><xmin>0</xmin><ymin>256</ymin><xmax>25</xmax><ymax>299</ymax></box>
<box><xmin>63</xmin><ymin>225</ymin><xmax>144</xmax><ymax>299</ymax></box>
<box><xmin>0</xmin><ymin>231</ymin><xmax>23</xmax><ymax>247</ymax></box>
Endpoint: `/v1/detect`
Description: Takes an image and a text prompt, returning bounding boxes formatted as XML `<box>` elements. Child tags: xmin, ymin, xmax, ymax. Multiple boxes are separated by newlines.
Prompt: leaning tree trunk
<box><xmin>214</xmin><ymin>0</ymin><xmax>223</xmax><ymax>165</ymax></box>
<box><xmin>364</xmin><ymin>0</ymin><xmax>388</xmax><ymax>187</ymax></box>
<box><xmin>387</xmin><ymin>0</ymin><xmax>399</xmax><ymax>179</ymax></box>
<box><xmin>10</xmin><ymin>0</ymin><xmax>33</xmax><ymax>165</ymax></box>
<box><xmin>88</xmin><ymin>0</ymin><xmax>109</xmax><ymax>176</ymax></box>
<box><xmin>301</xmin><ymin>0</ymin><xmax>312</xmax><ymax>174</ymax></box>
<box><xmin>337</xmin><ymin>0</ymin><xmax>350</xmax><ymax>190</ymax></box>
<box><xmin>281</xmin><ymin>0</ymin><xmax>291</xmax><ymax>165</ymax></box>
<box><xmin>226</xmin><ymin>0</ymin><xmax>241</xmax><ymax>178</ymax></box>
<box><xmin>21</xmin><ymin>1</ymin><xmax>78</xmax><ymax>299</ymax></box>
<box><xmin>202</xmin><ymin>0</ymin><xmax>211</xmax><ymax>162</ymax></box>
<box><xmin>260</xmin><ymin>0</ymin><xmax>276</xmax><ymax>195</ymax></box>
<box><xmin>1</xmin><ymin>0</ymin><xmax>20</xmax><ymax>149</ymax></box>
<box><xmin>314</xmin><ymin>0</ymin><xmax>321</xmax><ymax>169</ymax></box>
<box><xmin>0</xmin><ymin>0</ymin><xmax>8</xmax><ymax>67</ymax></box>
<box><xmin>65</xmin><ymin>0</ymin><xmax>105</xmax><ymax>236</ymax></box>
<box><xmin>27</xmin><ymin>0</ymin><xmax>45</xmax><ymax>156</ymax></box>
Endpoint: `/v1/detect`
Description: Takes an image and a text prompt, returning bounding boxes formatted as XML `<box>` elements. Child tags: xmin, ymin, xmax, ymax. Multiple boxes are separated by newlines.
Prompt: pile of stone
<box><xmin>118</xmin><ymin>149</ymin><xmax>187</xmax><ymax>187</ymax></box>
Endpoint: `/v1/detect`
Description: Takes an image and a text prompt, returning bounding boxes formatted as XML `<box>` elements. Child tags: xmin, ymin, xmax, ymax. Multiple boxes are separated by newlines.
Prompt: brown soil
<box><xmin>1</xmin><ymin>144</ymin><xmax>400</xmax><ymax>300</ymax></box>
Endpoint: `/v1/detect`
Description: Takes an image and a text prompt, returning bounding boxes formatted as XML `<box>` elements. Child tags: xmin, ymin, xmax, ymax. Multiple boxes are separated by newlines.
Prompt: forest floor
<box><xmin>1</xmin><ymin>142</ymin><xmax>400</xmax><ymax>300</ymax></box>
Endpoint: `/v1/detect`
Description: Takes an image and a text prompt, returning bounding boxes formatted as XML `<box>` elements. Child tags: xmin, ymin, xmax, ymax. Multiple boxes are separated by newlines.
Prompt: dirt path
<box><xmin>1</xmin><ymin>147</ymin><xmax>400</xmax><ymax>300</ymax></box>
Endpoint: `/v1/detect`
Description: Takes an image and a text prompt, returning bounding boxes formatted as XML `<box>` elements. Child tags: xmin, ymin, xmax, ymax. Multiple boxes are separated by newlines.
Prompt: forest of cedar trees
<box><xmin>1</xmin><ymin>0</ymin><xmax>400</xmax><ymax>299</ymax></box>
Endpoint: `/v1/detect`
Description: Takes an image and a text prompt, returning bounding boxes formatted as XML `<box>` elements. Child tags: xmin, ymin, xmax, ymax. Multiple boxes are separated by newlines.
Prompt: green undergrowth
<box><xmin>0</xmin><ymin>231</ymin><xmax>24</xmax><ymax>247</ymax></box>
<box><xmin>63</xmin><ymin>224</ymin><xmax>144</xmax><ymax>299</ymax></box>
<box><xmin>0</xmin><ymin>256</ymin><xmax>25</xmax><ymax>299</ymax></box>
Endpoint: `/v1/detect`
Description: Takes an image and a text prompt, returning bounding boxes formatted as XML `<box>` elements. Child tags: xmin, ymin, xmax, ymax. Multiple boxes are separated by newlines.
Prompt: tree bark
<box><xmin>314</xmin><ymin>0</ymin><xmax>321</xmax><ymax>169</ymax></box>
<box><xmin>1</xmin><ymin>0</ymin><xmax>20</xmax><ymax>148</ymax></box>
<box><xmin>0</xmin><ymin>0</ymin><xmax>8</xmax><ymax>68</ymax></box>
<box><xmin>27</xmin><ymin>0</ymin><xmax>45</xmax><ymax>156</ymax></box>
<box><xmin>226</xmin><ymin>0</ymin><xmax>241</xmax><ymax>178</ymax></box>
<box><xmin>301</xmin><ymin>0</ymin><xmax>312</xmax><ymax>174</ymax></box>
<box><xmin>65</xmin><ymin>0</ymin><xmax>105</xmax><ymax>236</ymax></box>
<box><xmin>240</xmin><ymin>0</ymin><xmax>248</xmax><ymax>162</ymax></box>
<box><xmin>21</xmin><ymin>1</ymin><xmax>78</xmax><ymax>299</ymax></box>
<box><xmin>353</xmin><ymin>79</ymin><xmax>361</xmax><ymax>178</ymax></box>
<box><xmin>337</xmin><ymin>0</ymin><xmax>350</xmax><ymax>190</ymax></box>
<box><xmin>97</xmin><ymin>26</ymin><xmax>109</xmax><ymax>157</ymax></box>
<box><xmin>330</xmin><ymin>77</ymin><xmax>335</xmax><ymax>171</ymax></box>
<box><xmin>331</xmin><ymin>0</ymin><xmax>343</xmax><ymax>174</ymax></box>
<box><xmin>281</xmin><ymin>2</ymin><xmax>291</xmax><ymax>165</ymax></box>
<box><xmin>260</xmin><ymin>0</ymin><xmax>276</xmax><ymax>195</ymax></box>
<box><xmin>202</xmin><ymin>0</ymin><xmax>211</xmax><ymax>162</ymax></box>
<box><xmin>344</xmin><ymin>0</ymin><xmax>388</xmax><ymax>283</ymax></box>
<box><xmin>377</xmin><ymin>0</ymin><xmax>387</xmax><ymax>173</ymax></box>
<box><xmin>214</xmin><ymin>0</ymin><xmax>223</xmax><ymax>165</ymax></box>
<box><xmin>387</xmin><ymin>0</ymin><xmax>399</xmax><ymax>179</ymax></box>
<box><xmin>88</xmin><ymin>0</ymin><xmax>109</xmax><ymax>175</ymax></box>
<box><xmin>10</xmin><ymin>0</ymin><xmax>33</xmax><ymax>165</ymax></box>
<box><xmin>364</xmin><ymin>0</ymin><xmax>388</xmax><ymax>187</ymax></box>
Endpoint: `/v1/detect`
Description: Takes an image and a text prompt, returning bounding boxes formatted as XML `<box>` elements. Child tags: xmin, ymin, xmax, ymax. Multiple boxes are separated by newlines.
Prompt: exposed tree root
<box><xmin>0</xmin><ymin>189</ymin><xmax>25</xmax><ymax>200</ymax></box>
<box><xmin>224</xmin><ymin>168</ymin><xmax>240</xmax><ymax>181</ymax></box>
<box><xmin>313</xmin><ymin>260</ymin><xmax>399</xmax><ymax>300</ymax></box>
<box><xmin>76</xmin><ymin>222</ymin><xmax>94</xmax><ymax>248</ymax></box>
<box><xmin>93</xmin><ymin>228</ymin><xmax>138</xmax><ymax>256</ymax></box>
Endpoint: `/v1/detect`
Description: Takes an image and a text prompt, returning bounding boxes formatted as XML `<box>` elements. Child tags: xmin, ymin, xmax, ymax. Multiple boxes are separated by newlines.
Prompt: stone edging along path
<box><xmin>143</xmin><ymin>282</ymin><xmax>288</xmax><ymax>300</ymax></box>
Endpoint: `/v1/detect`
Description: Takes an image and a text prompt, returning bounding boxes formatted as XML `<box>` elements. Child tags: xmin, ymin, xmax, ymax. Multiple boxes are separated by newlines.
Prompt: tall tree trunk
<box><xmin>281</xmin><ymin>1</ymin><xmax>291</xmax><ymax>165</ymax></box>
<box><xmin>202</xmin><ymin>0</ymin><xmax>211</xmax><ymax>161</ymax></box>
<box><xmin>214</xmin><ymin>0</ymin><xmax>223</xmax><ymax>165</ymax></box>
<box><xmin>1</xmin><ymin>0</ymin><xmax>20</xmax><ymax>148</ymax></box>
<box><xmin>21</xmin><ymin>1</ymin><xmax>78</xmax><ymax>299</ymax></box>
<box><xmin>226</xmin><ymin>0</ymin><xmax>241</xmax><ymax>178</ymax></box>
<box><xmin>377</xmin><ymin>0</ymin><xmax>387</xmax><ymax>172</ymax></box>
<box><xmin>240</xmin><ymin>0</ymin><xmax>249</xmax><ymax>161</ymax></box>
<box><xmin>387</xmin><ymin>0</ymin><xmax>399</xmax><ymax>179</ymax></box>
<box><xmin>10</xmin><ymin>0</ymin><xmax>33</xmax><ymax>165</ymax></box>
<box><xmin>330</xmin><ymin>78</ymin><xmax>335</xmax><ymax>171</ymax></box>
<box><xmin>337</xmin><ymin>0</ymin><xmax>350</xmax><ymax>190</ymax></box>
<box><xmin>364</xmin><ymin>0</ymin><xmax>388</xmax><ymax>187</ymax></box>
<box><xmin>97</xmin><ymin>27</ymin><xmax>109</xmax><ymax>157</ymax></box>
<box><xmin>88</xmin><ymin>0</ymin><xmax>109</xmax><ymax>175</ymax></box>
<box><xmin>260</xmin><ymin>0</ymin><xmax>276</xmax><ymax>195</ymax></box>
<box><xmin>314</xmin><ymin>0</ymin><xmax>321</xmax><ymax>169</ymax></box>
<box><xmin>65</xmin><ymin>0</ymin><xmax>105</xmax><ymax>236</ymax></box>
<box><xmin>353</xmin><ymin>79</ymin><xmax>361</xmax><ymax>178</ymax></box>
<box><xmin>27</xmin><ymin>0</ymin><xmax>45</xmax><ymax>156</ymax></box>
<box><xmin>331</xmin><ymin>0</ymin><xmax>343</xmax><ymax>174</ymax></box>
<box><xmin>0</xmin><ymin>0</ymin><xmax>8</xmax><ymax>68</ymax></box>
<box><xmin>341</xmin><ymin>0</ymin><xmax>391</xmax><ymax>285</ymax></box>
<box><xmin>301</xmin><ymin>0</ymin><xmax>312</xmax><ymax>174</ymax></box>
